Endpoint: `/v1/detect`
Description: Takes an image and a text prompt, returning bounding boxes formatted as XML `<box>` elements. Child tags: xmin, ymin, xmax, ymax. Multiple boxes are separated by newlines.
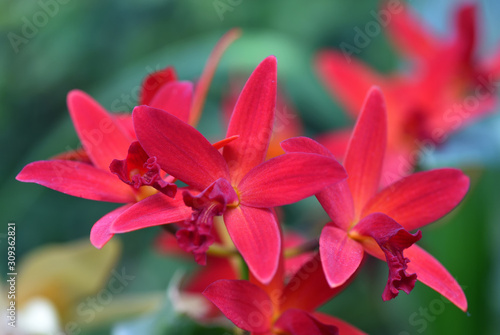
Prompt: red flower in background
<box><xmin>154</xmin><ymin>229</ymin><xmax>318</xmax><ymax>320</ymax></box>
<box><xmin>283</xmin><ymin>87</ymin><xmax>469</xmax><ymax>310</ymax></box>
<box><xmin>316</xmin><ymin>3</ymin><xmax>500</xmax><ymax>184</ymax></box>
<box><xmin>204</xmin><ymin>253</ymin><xmax>366</xmax><ymax>335</ymax></box>
<box><xmin>129</xmin><ymin>56</ymin><xmax>347</xmax><ymax>283</ymax></box>
<box><xmin>16</xmin><ymin>29</ymin><xmax>240</xmax><ymax>248</ymax></box>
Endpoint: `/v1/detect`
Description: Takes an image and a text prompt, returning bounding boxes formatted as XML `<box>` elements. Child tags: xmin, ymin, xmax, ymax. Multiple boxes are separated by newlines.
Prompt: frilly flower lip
<box><xmin>110</xmin><ymin>141</ymin><xmax>177</xmax><ymax>199</ymax></box>
<box><xmin>352</xmin><ymin>212</ymin><xmax>422</xmax><ymax>301</ymax></box>
<box><xmin>176</xmin><ymin>178</ymin><xmax>238</xmax><ymax>265</ymax></box>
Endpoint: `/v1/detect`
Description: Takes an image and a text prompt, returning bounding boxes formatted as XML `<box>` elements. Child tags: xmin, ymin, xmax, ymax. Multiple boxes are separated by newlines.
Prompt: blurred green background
<box><xmin>1</xmin><ymin>0</ymin><xmax>500</xmax><ymax>334</ymax></box>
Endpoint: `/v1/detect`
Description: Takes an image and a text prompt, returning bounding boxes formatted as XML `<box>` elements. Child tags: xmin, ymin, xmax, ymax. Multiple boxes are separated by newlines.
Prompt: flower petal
<box><xmin>113</xmin><ymin>114</ymin><xmax>136</xmax><ymax>139</ymax></box>
<box><xmin>140</xmin><ymin>66</ymin><xmax>177</xmax><ymax>106</ymax></box>
<box><xmin>16</xmin><ymin>160</ymin><xmax>136</xmax><ymax>203</ymax></box>
<box><xmin>274</xmin><ymin>309</ymin><xmax>338</xmax><ymax>335</ymax></box>
<box><xmin>148</xmin><ymin>81</ymin><xmax>193</xmax><ymax>123</ymax></box>
<box><xmin>110</xmin><ymin>192</ymin><xmax>191</xmax><ymax>233</ymax></box>
<box><xmin>189</xmin><ymin>28</ymin><xmax>241</xmax><ymax>126</ymax></box>
<box><xmin>202</xmin><ymin>279</ymin><xmax>273</xmax><ymax>333</ymax></box>
<box><xmin>223</xmin><ymin>56</ymin><xmax>277</xmax><ymax>184</ymax></box>
<box><xmin>315</xmin><ymin>129</ymin><xmax>352</xmax><ymax>160</ymax></box>
<box><xmin>67</xmin><ymin>90</ymin><xmax>132</xmax><ymax>170</ymax></box>
<box><xmin>315</xmin><ymin>51</ymin><xmax>384</xmax><ymax>116</ymax></box>
<box><xmin>317</xmin><ymin>181</ymin><xmax>355</xmax><ymax>231</ymax></box>
<box><xmin>320</xmin><ymin>225</ymin><xmax>364</xmax><ymax>288</ymax></box>
<box><xmin>385</xmin><ymin>3</ymin><xmax>438</xmax><ymax>62</ymax></box>
<box><xmin>281</xmin><ymin>136</ymin><xmax>336</xmax><ymax>158</ymax></box>
<box><xmin>224</xmin><ymin>206</ymin><xmax>280</xmax><ymax>284</ymax></box>
<box><xmin>281</xmin><ymin>254</ymin><xmax>353</xmax><ymax>312</ymax></box>
<box><xmin>133</xmin><ymin>105</ymin><xmax>229</xmax><ymax>190</ymax></box>
<box><xmin>238</xmin><ymin>152</ymin><xmax>346</xmax><ymax>208</ymax></box>
<box><xmin>354</xmin><ymin>213</ymin><xmax>422</xmax><ymax>301</ymax></box>
<box><xmin>362</xmin><ymin>169</ymin><xmax>470</xmax><ymax>231</ymax></box>
<box><xmin>313</xmin><ymin>313</ymin><xmax>367</xmax><ymax>335</ymax></box>
<box><xmin>91</xmin><ymin>204</ymin><xmax>132</xmax><ymax>248</ymax></box>
<box><xmin>453</xmin><ymin>4</ymin><xmax>476</xmax><ymax>65</ymax></box>
<box><xmin>406</xmin><ymin>244</ymin><xmax>467</xmax><ymax>311</ymax></box>
<box><xmin>344</xmin><ymin>87</ymin><xmax>387</xmax><ymax>214</ymax></box>
<box><xmin>280</xmin><ymin>137</ymin><xmax>354</xmax><ymax>230</ymax></box>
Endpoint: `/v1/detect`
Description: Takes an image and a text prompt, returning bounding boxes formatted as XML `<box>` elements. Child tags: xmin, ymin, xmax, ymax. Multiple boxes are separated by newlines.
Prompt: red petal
<box><xmin>281</xmin><ymin>136</ymin><xmax>336</xmax><ymax>159</ymax></box>
<box><xmin>280</xmin><ymin>137</ymin><xmax>354</xmax><ymax>230</ymax></box>
<box><xmin>189</xmin><ymin>28</ymin><xmax>241</xmax><ymax>126</ymax></box>
<box><xmin>224</xmin><ymin>206</ymin><xmax>280</xmax><ymax>284</ymax></box>
<box><xmin>344</xmin><ymin>87</ymin><xmax>387</xmax><ymax>215</ymax></box>
<box><xmin>140</xmin><ymin>66</ymin><xmax>177</xmax><ymax>106</ymax></box>
<box><xmin>186</xmin><ymin>257</ymin><xmax>238</xmax><ymax>293</ymax></box>
<box><xmin>362</xmin><ymin>169</ymin><xmax>470</xmax><ymax>231</ymax></box>
<box><xmin>317</xmin><ymin>181</ymin><xmax>355</xmax><ymax>231</ymax></box>
<box><xmin>315</xmin><ymin>129</ymin><xmax>352</xmax><ymax>160</ymax></box>
<box><xmin>238</xmin><ymin>152</ymin><xmax>346</xmax><ymax>208</ymax></box>
<box><xmin>406</xmin><ymin>244</ymin><xmax>467</xmax><ymax>311</ymax></box>
<box><xmin>281</xmin><ymin>254</ymin><xmax>352</xmax><ymax>312</ymax></box>
<box><xmin>110</xmin><ymin>192</ymin><xmax>191</xmax><ymax>233</ymax></box>
<box><xmin>67</xmin><ymin>90</ymin><xmax>132</xmax><ymax>170</ymax></box>
<box><xmin>113</xmin><ymin>114</ymin><xmax>136</xmax><ymax>139</ymax></box>
<box><xmin>133</xmin><ymin>105</ymin><xmax>229</xmax><ymax>190</ymax></box>
<box><xmin>315</xmin><ymin>51</ymin><xmax>384</xmax><ymax>116</ymax></box>
<box><xmin>274</xmin><ymin>309</ymin><xmax>338</xmax><ymax>335</ymax></box>
<box><xmin>313</xmin><ymin>313</ymin><xmax>367</xmax><ymax>335</ymax></box>
<box><xmin>90</xmin><ymin>204</ymin><xmax>132</xmax><ymax>248</ymax></box>
<box><xmin>223</xmin><ymin>56</ymin><xmax>277</xmax><ymax>185</ymax></box>
<box><xmin>202</xmin><ymin>279</ymin><xmax>273</xmax><ymax>333</ymax></box>
<box><xmin>354</xmin><ymin>213</ymin><xmax>422</xmax><ymax>301</ymax></box>
<box><xmin>320</xmin><ymin>226</ymin><xmax>364</xmax><ymax>288</ymax></box>
<box><xmin>16</xmin><ymin>160</ymin><xmax>136</xmax><ymax>203</ymax></box>
<box><xmin>453</xmin><ymin>4</ymin><xmax>476</xmax><ymax>65</ymax></box>
<box><xmin>385</xmin><ymin>3</ymin><xmax>438</xmax><ymax>62</ymax></box>
<box><xmin>148</xmin><ymin>81</ymin><xmax>193</xmax><ymax>123</ymax></box>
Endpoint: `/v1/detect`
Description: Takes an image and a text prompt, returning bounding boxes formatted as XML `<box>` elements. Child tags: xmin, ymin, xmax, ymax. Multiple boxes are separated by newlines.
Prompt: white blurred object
<box><xmin>18</xmin><ymin>297</ymin><xmax>62</xmax><ymax>335</ymax></box>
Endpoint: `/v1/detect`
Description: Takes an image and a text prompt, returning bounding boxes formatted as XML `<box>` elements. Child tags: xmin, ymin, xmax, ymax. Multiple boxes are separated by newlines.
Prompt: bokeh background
<box><xmin>1</xmin><ymin>0</ymin><xmax>500</xmax><ymax>334</ymax></box>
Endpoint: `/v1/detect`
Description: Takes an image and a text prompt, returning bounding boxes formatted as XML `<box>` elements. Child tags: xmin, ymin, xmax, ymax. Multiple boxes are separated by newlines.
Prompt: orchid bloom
<box><xmin>16</xmin><ymin>30</ymin><xmax>240</xmax><ymax>249</ymax></box>
<box><xmin>154</xmin><ymin>229</ymin><xmax>315</xmax><ymax>320</ymax></box>
<box><xmin>282</xmin><ymin>87</ymin><xmax>470</xmax><ymax>311</ymax></box>
<box><xmin>127</xmin><ymin>56</ymin><xmax>347</xmax><ymax>283</ymax></box>
<box><xmin>315</xmin><ymin>4</ymin><xmax>500</xmax><ymax>184</ymax></box>
<box><xmin>203</xmin><ymin>253</ymin><xmax>366</xmax><ymax>335</ymax></box>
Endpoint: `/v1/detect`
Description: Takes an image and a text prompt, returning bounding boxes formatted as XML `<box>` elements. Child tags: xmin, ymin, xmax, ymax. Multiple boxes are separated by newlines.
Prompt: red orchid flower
<box><xmin>16</xmin><ymin>30</ymin><xmax>240</xmax><ymax>249</ymax></box>
<box><xmin>282</xmin><ymin>87</ymin><xmax>470</xmax><ymax>311</ymax></box>
<box><xmin>315</xmin><ymin>3</ymin><xmax>500</xmax><ymax>184</ymax></box>
<box><xmin>129</xmin><ymin>56</ymin><xmax>347</xmax><ymax>283</ymax></box>
<box><xmin>154</xmin><ymin>229</ymin><xmax>314</xmax><ymax>320</ymax></box>
<box><xmin>203</xmin><ymin>253</ymin><xmax>366</xmax><ymax>335</ymax></box>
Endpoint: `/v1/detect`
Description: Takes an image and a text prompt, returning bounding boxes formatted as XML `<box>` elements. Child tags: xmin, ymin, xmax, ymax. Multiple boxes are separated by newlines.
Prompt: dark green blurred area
<box><xmin>1</xmin><ymin>0</ymin><xmax>499</xmax><ymax>334</ymax></box>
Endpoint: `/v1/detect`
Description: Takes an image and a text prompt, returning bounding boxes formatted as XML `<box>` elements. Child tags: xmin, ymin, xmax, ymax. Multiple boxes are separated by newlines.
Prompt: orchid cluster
<box><xmin>16</xmin><ymin>3</ymin><xmax>495</xmax><ymax>334</ymax></box>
